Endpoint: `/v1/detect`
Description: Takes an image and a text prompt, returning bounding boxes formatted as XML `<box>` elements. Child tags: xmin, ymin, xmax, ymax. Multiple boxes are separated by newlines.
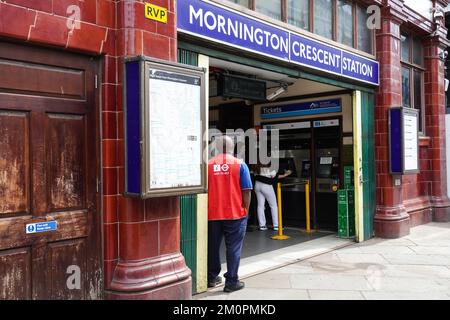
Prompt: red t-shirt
<box><xmin>208</xmin><ymin>153</ymin><xmax>253</xmax><ymax>221</ymax></box>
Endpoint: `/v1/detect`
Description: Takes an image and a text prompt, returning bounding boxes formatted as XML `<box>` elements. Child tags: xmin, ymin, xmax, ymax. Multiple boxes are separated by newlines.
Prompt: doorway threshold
<box><xmin>218</xmin><ymin>232</ymin><xmax>354</xmax><ymax>282</ymax></box>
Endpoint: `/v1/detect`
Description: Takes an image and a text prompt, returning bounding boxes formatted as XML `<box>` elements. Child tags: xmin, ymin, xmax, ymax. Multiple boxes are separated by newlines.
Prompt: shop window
<box><xmin>337</xmin><ymin>0</ymin><xmax>354</xmax><ymax>47</ymax></box>
<box><xmin>226</xmin><ymin>0</ymin><xmax>251</xmax><ymax>8</ymax></box>
<box><xmin>255</xmin><ymin>0</ymin><xmax>282</xmax><ymax>20</ymax></box>
<box><xmin>314</xmin><ymin>0</ymin><xmax>333</xmax><ymax>39</ymax></box>
<box><xmin>356</xmin><ymin>5</ymin><xmax>373</xmax><ymax>53</ymax></box>
<box><xmin>287</xmin><ymin>0</ymin><xmax>309</xmax><ymax>30</ymax></box>
<box><xmin>401</xmin><ymin>32</ymin><xmax>425</xmax><ymax>133</ymax></box>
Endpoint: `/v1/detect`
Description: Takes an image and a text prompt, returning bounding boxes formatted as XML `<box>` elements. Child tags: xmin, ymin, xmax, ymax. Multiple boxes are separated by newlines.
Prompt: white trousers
<box><xmin>254</xmin><ymin>181</ymin><xmax>278</xmax><ymax>228</ymax></box>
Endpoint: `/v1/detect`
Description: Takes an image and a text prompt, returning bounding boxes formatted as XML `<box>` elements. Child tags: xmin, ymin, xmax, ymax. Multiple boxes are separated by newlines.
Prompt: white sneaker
<box><xmin>258</xmin><ymin>226</ymin><xmax>268</xmax><ymax>231</ymax></box>
<box><xmin>273</xmin><ymin>226</ymin><xmax>283</xmax><ymax>231</ymax></box>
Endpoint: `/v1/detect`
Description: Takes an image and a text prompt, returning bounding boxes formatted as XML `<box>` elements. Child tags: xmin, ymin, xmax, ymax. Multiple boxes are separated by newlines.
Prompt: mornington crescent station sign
<box><xmin>177</xmin><ymin>0</ymin><xmax>379</xmax><ymax>86</ymax></box>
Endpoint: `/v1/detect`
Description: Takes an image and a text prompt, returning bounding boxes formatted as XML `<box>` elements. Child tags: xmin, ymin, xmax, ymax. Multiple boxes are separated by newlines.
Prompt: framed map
<box><xmin>124</xmin><ymin>57</ymin><xmax>207</xmax><ymax>198</ymax></box>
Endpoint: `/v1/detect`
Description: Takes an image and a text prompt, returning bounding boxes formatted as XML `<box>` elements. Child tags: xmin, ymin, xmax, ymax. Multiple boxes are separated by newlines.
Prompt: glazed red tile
<box><xmin>53</xmin><ymin>0</ymin><xmax>97</xmax><ymax>24</ymax></box>
<box><xmin>159</xmin><ymin>218</ymin><xmax>180</xmax><ymax>255</ymax></box>
<box><xmin>101</xmin><ymin>28</ymin><xmax>116</xmax><ymax>56</ymax></box>
<box><xmin>117</xmin><ymin>139</ymin><xmax>125</xmax><ymax>167</ymax></box>
<box><xmin>103</xmin><ymin>167</ymin><xmax>118</xmax><ymax>195</ymax></box>
<box><xmin>117</xmin><ymin>112</ymin><xmax>124</xmax><ymax>140</ymax></box>
<box><xmin>97</xmin><ymin>0</ymin><xmax>115</xmax><ymax>28</ymax></box>
<box><xmin>142</xmin><ymin>32</ymin><xmax>170</xmax><ymax>60</ymax></box>
<box><xmin>29</xmin><ymin>12</ymin><xmax>69</xmax><ymax>47</ymax></box>
<box><xmin>103</xmin><ymin>55</ymin><xmax>117</xmax><ymax>84</ymax></box>
<box><xmin>145</xmin><ymin>197</ymin><xmax>179</xmax><ymax>221</ymax></box>
<box><xmin>117</xmin><ymin>29</ymin><xmax>143</xmax><ymax>56</ymax></box>
<box><xmin>102</xmin><ymin>139</ymin><xmax>118</xmax><ymax>168</ymax></box>
<box><xmin>102</xmin><ymin>112</ymin><xmax>117</xmax><ymax>140</ymax></box>
<box><xmin>118</xmin><ymin>166</ymin><xmax>125</xmax><ymax>194</ymax></box>
<box><xmin>5</xmin><ymin>0</ymin><xmax>52</xmax><ymax>12</ymax></box>
<box><xmin>156</xmin><ymin>12</ymin><xmax>176</xmax><ymax>38</ymax></box>
<box><xmin>119</xmin><ymin>222</ymin><xmax>159</xmax><ymax>260</ymax></box>
<box><xmin>67</xmin><ymin>21</ymin><xmax>107</xmax><ymax>54</ymax></box>
<box><xmin>118</xmin><ymin>196</ymin><xmax>145</xmax><ymax>223</ymax></box>
<box><xmin>0</xmin><ymin>3</ymin><xmax>36</xmax><ymax>40</ymax></box>
<box><xmin>104</xmin><ymin>223</ymin><xmax>119</xmax><ymax>260</ymax></box>
<box><xmin>102</xmin><ymin>84</ymin><xmax>117</xmax><ymax>112</ymax></box>
<box><xmin>103</xmin><ymin>195</ymin><xmax>118</xmax><ymax>224</ymax></box>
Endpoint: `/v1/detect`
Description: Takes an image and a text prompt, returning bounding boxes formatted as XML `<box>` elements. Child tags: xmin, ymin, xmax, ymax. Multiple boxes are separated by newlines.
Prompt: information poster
<box><xmin>148</xmin><ymin>69</ymin><xmax>202</xmax><ymax>189</ymax></box>
<box><xmin>403</xmin><ymin>110</ymin><xmax>419</xmax><ymax>172</ymax></box>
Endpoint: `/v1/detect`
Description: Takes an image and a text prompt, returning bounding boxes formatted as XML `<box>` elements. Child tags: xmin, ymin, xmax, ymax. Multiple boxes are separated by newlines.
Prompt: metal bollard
<box><xmin>272</xmin><ymin>183</ymin><xmax>290</xmax><ymax>240</ymax></box>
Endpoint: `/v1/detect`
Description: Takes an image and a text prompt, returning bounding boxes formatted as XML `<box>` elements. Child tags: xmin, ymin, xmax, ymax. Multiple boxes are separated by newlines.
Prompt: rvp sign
<box><xmin>145</xmin><ymin>3</ymin><xmax>168</xmax><ymax>23</ymax></box>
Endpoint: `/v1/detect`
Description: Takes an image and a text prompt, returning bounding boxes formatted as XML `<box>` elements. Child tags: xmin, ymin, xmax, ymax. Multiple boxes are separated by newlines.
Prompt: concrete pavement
<box><xmin>194</xmin><ymin>222</ymin><xmax>450</xmax><ymax>300</ymax></box>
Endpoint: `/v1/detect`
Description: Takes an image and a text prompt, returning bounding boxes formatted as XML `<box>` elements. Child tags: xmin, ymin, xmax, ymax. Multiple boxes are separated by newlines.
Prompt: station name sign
<box><xmin>177</xmin><ymin>0</ymin><xmax>379</xmax><ymax>86</ymax></box>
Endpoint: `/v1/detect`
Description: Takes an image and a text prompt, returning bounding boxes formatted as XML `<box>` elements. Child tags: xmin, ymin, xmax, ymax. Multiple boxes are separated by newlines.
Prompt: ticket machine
<box><xmin>313</xmin><ymin>120</ymin><xmax>341</xmax><ymax>230</ymax></box>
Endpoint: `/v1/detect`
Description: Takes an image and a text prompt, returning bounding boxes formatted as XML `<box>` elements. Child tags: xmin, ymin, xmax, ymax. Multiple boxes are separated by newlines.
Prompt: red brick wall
<box><xmin>0</xmin><ymin>0</ymin><xmax>191</xmax><ymax>299</ymax></box>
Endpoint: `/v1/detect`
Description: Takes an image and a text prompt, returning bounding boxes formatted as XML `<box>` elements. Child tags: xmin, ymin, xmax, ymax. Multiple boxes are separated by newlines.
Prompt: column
<box><xmin>104</xmin><ymin>0</ymin><xmax>192</xmax><ymax>300</ymax></box>
<box><xmin>374</xmin><ymin>5</ymin><xmax>411</xmax><ymax>238</ymax></box>
<box><xmin>423</xmin><ymin>32</ymin><xmax>450</xmax><ymax>222</ymax></box>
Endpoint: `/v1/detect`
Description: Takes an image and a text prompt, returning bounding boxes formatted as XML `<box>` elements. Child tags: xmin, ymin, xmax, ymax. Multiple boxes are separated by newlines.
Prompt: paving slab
<box><xmin>381</xmin><ymin>253</ymin><xmax>450</xmax><ymax>266</ymax></box>
<box><xmin>290</xmin><ymin>274</ymin><xmax>373</xmax><ymax>291</ymax></box>
<box><xmin>308</xmin><ymin>290</ymin><xmax>365</xmax><ymax>300</ymax></box>
<box><xmin>362</xmin><ymin>291</ymin><xmax>450</xmax><ymax>300</ymax></box>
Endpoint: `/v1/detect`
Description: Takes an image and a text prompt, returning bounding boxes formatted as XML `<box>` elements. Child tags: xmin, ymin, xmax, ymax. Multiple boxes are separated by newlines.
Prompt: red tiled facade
<box><xmin>0</xmin><ymin>0</ymin><xmax>449</xmax><ymax>299</ymax></box>
<box><xmin>374</xmin><ymin>0</ymin><xmax>450</xmax><ymax>238</ymax></box>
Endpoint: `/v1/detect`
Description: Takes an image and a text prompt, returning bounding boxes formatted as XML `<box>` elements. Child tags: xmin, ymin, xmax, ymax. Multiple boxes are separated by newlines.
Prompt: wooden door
<box><xmin>0</xmin><ymin>42</ymin><xmax>102</xmax><ymax>299</ymax></box>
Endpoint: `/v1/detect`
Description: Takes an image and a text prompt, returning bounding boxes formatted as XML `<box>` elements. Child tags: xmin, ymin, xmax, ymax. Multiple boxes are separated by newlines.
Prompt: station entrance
<box><xmin>206</xmin><ymin>56</ymin><xmax>359</xmax><ymax>269</ymax></box>
<box><xmin>178</xmin><ymin>46</ymin><xmax>375</xmax><ymax>294</ymax></box>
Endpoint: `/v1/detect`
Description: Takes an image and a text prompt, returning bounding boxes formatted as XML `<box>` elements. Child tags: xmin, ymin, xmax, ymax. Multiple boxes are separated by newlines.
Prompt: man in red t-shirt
<box><xmin>208</xmin><ymin>135</ymin><xmax>252</xmax><ymax>293</ymax></box>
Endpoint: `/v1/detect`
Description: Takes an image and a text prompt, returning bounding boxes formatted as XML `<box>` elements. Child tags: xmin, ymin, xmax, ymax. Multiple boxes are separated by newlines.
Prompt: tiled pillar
<box><xmin>423</xmin><ymin>35</ymin><xmax>450</xmax><ymax>222</ymax></box>
<box><xmin>374</xmin><ymin>7</ymin><xmax>411</xmax><ymax>238</ymax></box>
<box><xmin>104</xmin><ymin>0</ymin><xmax>192</xmax><ymax>300</ymax></box>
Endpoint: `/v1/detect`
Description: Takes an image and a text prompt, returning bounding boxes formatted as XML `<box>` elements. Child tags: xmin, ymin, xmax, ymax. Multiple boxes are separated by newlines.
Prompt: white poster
<box><xmin>148</xmin><ymin>69</ymin><xmax>202</xmax><ymax>189</ymax></box>
<box><xmin>403</xmin><ymin>111</ymin><xmax>419</xmax><ymax>172</ymax></box>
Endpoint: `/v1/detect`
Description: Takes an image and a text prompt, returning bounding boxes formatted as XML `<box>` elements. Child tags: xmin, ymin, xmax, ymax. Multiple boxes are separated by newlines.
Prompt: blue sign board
<box><xmin>177</xmin><ymin>0</ymin><xmax>379</xmax><ymax>86</ymax></box>
<box><xmin>26</xmin><ymin>221</ymin><xmax>58</xmax><ymax>234</ymax></box>
<box><xmin>389</xmin><ymin>107</ymin><xmax>419</xmax><ymax>175</ymax></box>
<box><xmin>261</xmin><ymin>99</ymin><xmax>342</xmax><ymax>119</ymax></box>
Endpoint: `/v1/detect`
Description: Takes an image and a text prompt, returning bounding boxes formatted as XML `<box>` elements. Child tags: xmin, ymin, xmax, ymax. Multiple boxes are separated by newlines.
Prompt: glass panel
<box><xmin>226</xmin><ymin>0</ymin><xmax>250</xmax><ymax>8</ymax></box>
<box><xmin>414</xmin><ymin>70</ymin><xmax>423</xmax><ymax>131</ymax></box>
<box><xmin>337</xmin><ymin>0</ymin><xmax>354</xmax><ymax>47</ymax></box>
<box><xmin>357</xmin><ymin>6</ymin><xmax>372</xmax><ymax>53</ymax></box>
<box><xmin>401</xmin><ymin>33</ymin><xmax>410</xmax><ymax>62</ymax></box>
<box><xmin>255</xmin><ymin>0</ymin><xmax>282</xmax><ymax>20</ymax></box>
<box><xmin>402</xmin><ymin>66</ymin><xmax>411</xmax><ymax>108</ymax></box>
<box><xmin>314</xmin><ymin>0</ymin><xmax>333</xmax><ymax>39</ymax></box>
<box><xmin>288</xmin><ymin>0</ymin><xmax>309</xmax><ymax>30</ymax></box>
<box><xmin>413</xmin><ymin>37</ymin><xmax>423</xmax><ymax>66</ymax></box>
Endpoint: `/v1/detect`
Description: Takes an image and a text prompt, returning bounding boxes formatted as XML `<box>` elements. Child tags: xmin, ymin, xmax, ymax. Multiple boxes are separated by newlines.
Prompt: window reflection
<box><xmin>314</xmin><ymin>0</ymin><xmax>333</xmax><ymax>39</ymax></box>
<box><xmin>288</xmin><ymin>0</ymin><xmax>309</xmax><ymax>30</ymax></box>
<box><xmin>256</xmin><ymin>0</ymin><xmax>282</xmax><ymax>20</ymax></box>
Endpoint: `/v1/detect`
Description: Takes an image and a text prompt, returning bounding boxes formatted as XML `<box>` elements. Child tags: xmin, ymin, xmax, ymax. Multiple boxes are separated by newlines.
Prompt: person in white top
<box><xmin>254</xmin><ymin>163</ymin><xmax>292</xmax><ymax>231</ymax></box>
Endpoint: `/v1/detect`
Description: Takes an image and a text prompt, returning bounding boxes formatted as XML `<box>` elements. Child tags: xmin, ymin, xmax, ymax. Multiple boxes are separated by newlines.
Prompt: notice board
<box><xmin>389</xmin><ymin>107</ymin><xmax>419</xmax><ymax>175</ymax></box>
<box><xmin>124</xmin><ymin>56</ymin><xmax>207</xmax><ymax>198</ymax></box>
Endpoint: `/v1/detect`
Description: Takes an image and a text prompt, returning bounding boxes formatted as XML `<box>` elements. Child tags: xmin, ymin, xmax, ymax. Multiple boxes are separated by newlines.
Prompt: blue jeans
<box><xmin>208</xmin><ymin>217</ymin><xmax>247</xmax><ymax>287</ymax></box>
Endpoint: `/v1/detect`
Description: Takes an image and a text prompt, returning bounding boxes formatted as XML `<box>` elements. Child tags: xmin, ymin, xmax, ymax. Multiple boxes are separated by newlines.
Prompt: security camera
<box><xmin>439</xmin><ymin>50</ymin><xmax>448</xmax><ymax>60</ymax></box>
<box><xmin>266</xmin><ymin>85</ymin><xmax>288</xmax><ymax>101</ymax></box>
<box><xmin>445</xmin><ymin>79</ymin><xmax>449</xmax><ymax>92</ymax></box>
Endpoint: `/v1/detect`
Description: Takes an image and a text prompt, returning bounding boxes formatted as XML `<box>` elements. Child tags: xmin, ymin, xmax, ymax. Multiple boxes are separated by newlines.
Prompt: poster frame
<box><xmin>389</xmin><ymin>106</ymin><xmax>420</xmax><ymax>175</ymax></box>
<box><xmin>123</xmin><ymin>56</ymin><xmax>208</xmax><ymax>198</ymax></box>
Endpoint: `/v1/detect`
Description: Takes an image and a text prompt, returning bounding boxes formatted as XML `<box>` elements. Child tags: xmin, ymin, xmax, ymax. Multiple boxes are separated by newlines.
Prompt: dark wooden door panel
<box><xmin>0</xmin><ymin>247</ymin><xmax>32</xmax><ymax>300</ymax></box>
<box><xmin>47</xmin><ymin>239</ymin><xmax>87</xmax><ymax>300</ymax></box>
<box><xmin>0</xmin><ymin>59</ymin><xmax>86</xmax><ymax>100</ymax></box>
<box><xmin>0</xmin><ymin>110</ymin><xmax>30</xmax><ymax>216</ymax></box>
<box><xmin>47</xmin><ymin>114</ymin><xmax>86</xmax><ymax>212</ymax></box>
<box><xmin>0</xmin><ymin>41</ymin><xmax>101</xmax><ymax>300</ymax></box>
